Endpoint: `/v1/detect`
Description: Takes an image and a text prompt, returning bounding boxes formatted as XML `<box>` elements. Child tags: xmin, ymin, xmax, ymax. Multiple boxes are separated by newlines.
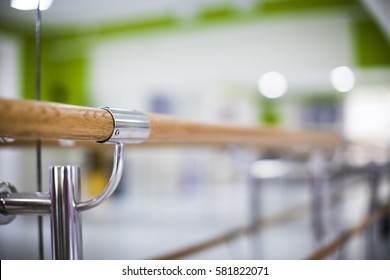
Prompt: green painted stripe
<box><xmin>353</xmin><ymin>19</ymin><xmax>390</xmax><ymax>67</ymax></box>
<box><xmin>258</xmin><ymin>0</ymin><xmax>357</xmax><ymax>14</ymax></box>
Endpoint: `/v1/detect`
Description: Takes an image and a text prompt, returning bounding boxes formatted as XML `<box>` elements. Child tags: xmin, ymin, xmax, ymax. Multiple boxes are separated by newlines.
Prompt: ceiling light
<box><xmin>11</xmin><ymin>0</ymin><xmax>53</xmax><ymax>11</ymax></box>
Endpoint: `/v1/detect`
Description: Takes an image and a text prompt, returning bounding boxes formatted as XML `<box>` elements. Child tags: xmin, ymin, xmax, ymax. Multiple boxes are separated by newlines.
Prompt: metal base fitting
<box><xmin>0</xmin><ymin>182</ymin><xmax>17</xmax><ymax>224</ymax></box>
<box><xmin>0</xmin><ymin>142</ymin><xmax>125</xmax><ymax>259</ymax></box>
<box><xmin>0</xmin><ymin>137</ymin><xmax>15</xmax><ymax>143</ymax></box>
<box><xmin>0</xmin><ymin>107</ymin><xmax>150</xmax><ymax>259</ymax></box>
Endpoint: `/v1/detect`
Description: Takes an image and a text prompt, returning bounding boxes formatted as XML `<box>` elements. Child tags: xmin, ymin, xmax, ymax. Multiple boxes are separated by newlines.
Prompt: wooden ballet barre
<box><xmin>147</xmin><ymin>115</ymin><xmax>340</xmax><ymax>149</ymax></box>
<box><xmin>306</xmin><ymin>203</ymin><xmax>390</xmax><ymax>260</ymax></box>
<box><xmin>0</xmin><ymin>98</ymin><xmax>341</xmax><ymax>149</ymax></box>
<box><xmin>0</xmin><ymin>98</ymin><xmax>112</xmax><ymax>142</ymax></box>
<box><xmin>153</xmin><ymin>202</ymin><xmax>309</xmax><ymax>260</ymax></box>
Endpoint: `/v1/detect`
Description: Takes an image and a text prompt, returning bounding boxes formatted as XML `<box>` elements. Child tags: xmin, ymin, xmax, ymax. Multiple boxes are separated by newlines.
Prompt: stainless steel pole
<box><xmin>249</xmin><ymin>174</ymin><xmax>261</xmax><ymax>259</ymax></box>
<box><xmin>50</xmin><ymin>166</ymin><xmax>83</xmax><ymax>260</ymax></box>
<box><xmin>309</xmin><ymin>151</ymin><xmax>327</xmax><ymax>251</ymax></box>
<box><xmin>366</xmin><ymin>162</ymin><xmax>380</xmax><ymax>259</ymax></box>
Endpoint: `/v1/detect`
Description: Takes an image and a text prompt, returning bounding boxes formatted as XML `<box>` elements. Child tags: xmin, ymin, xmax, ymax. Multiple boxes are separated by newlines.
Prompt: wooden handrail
<box><xmin>0</xmin><ymin>98</ymin><xmax>113</xmax><ymax>142</ymax></box>
<box><xmin>153</xmin><ymin>202</ymin><xmax>309</xmax><ymax>260</ymax></box>
<box><xmin>147</xmin><ymin>114</ymin><xmax>340</xmax><ymax>149</ymax></box>
<box><xmin>306</xmin><ymin>203</ymin><xmax>390</xmax><ymax>260</ymax></box>
<box><xmin>0</xmin><ymin>98</ymin><xmax>341</xmax><ymax>149</ymax></box>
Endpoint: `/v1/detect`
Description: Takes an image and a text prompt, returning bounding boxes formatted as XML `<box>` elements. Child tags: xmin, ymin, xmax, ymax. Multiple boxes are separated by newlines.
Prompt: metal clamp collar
<box><xmin>0</xmin><ymin>182</ymin><xmax>17</xmax><ymax>224</ymax></box>
<box><xmin>0</xmin><ymin>137</ymin><xmax>15</xmax><ymax>143</ymax></box>
<box><xmin>99</xmin><ymin>107</ymin><xmax>151</xmax><ymax>144</ymax></box>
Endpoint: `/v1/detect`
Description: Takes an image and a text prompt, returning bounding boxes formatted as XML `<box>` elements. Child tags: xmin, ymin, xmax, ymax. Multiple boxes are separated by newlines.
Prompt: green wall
<box><xmin>22</xmin><ymin>36</ymin><xmax>89</xmax><ymax>105</ymax></box>
<box><xmin>354</xmin><ymin>19</ymin><xmax>390</xmax><ymax>66</ymax></box>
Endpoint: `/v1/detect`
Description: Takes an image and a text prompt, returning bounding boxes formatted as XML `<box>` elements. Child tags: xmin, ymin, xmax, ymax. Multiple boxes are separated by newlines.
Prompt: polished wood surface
<box><xmin>147</xmin><ymin>113</ymin><xmax>340</xmax><ymax>149</ymax></box>
<box><xmin>1</xmin><ymin>98</ymin><xmax>341</xmax><ymax>149</ymax></box>
<box><xmin>0</xmin><ymin>98</ymin><xmax>113</xmax><ymax>142</ymax></box>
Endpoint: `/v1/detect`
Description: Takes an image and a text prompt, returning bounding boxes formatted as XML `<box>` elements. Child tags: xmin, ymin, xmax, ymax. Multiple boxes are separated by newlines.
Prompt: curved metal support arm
<box><xmin>76</xmin><ymin>142</ymin><xmax>124</xmax><ymax>212</ymax></box>
<box><xmin>76</xmin><ymin>107</ymin><xmax>150</xmax><ymax>211</ymax></box>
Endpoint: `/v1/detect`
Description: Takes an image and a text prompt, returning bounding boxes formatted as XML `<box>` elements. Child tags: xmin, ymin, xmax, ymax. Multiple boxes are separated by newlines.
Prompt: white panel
<box><xmin>344</xmin><ymin>85</ymin><xmax>390</xmax><ymax>144</ymax></box>
<box><xmin>0</xmin><ymin>34</ymin><xmax>22</xmax><ymax>187</ymax></box>
<box><xmin>0</xmin><ymin>34</ymin><xmax>20</xmax><ymax>99</ymax></box>
<box><xmin>90</xmin><ymin>13</ymin><xmax>353</xmax><ymax>111</ymax></box>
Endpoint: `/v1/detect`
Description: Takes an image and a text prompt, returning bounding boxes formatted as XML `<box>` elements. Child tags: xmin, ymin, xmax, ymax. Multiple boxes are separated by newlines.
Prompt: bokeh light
<box><xmin>258</xmin><ymin>71</ymin><xmax>288</xmax><ymax>99</ymax></box>
<box><xmin>330</xmin><ymin>66</ymin><xmax>355</xmax><ymax>92</ymax></box>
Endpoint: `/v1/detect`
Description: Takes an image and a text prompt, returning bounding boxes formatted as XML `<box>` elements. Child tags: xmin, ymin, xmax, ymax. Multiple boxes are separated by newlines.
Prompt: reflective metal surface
<box><xmin>0</xmin><ymin>182</ymin><xmax>17</xmax><ymax>225</ymax></box>
<box><xmin>0</xmin><ymin>137</ymin><xmax>15</xmax><ymax>143</ymax></box>
<box><xmin>99</xmin><ymin>107</ymin><xmax>150</xmax><ymax>144</ymax></box>
<box><xmin>50</xmin><ymin>166</ymin><xmax>83</xmax><ymax>260</ymax></box>
<box><xmin>309</xmin><ymin>151</ymin><xmax>327</xmax><ymax>250</ymax></box>
<box><xmin>77</xmin><ymin>142</ymin><xmax>124</xmax><ymax>212</ymax></box>
<box><xmin>0</xmin><ymin>192</ymin><xmax>50</xmax><ymax>215</ymax></box>
<box><xmin>366</xmin><ymin>162</ymin><xmax>381</xmax><ymax>259</ymax></box>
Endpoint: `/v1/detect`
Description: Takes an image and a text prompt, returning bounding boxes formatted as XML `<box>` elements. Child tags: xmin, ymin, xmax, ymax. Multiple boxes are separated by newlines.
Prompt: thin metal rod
<box><xmin>1</xmin><ymin>192</ymin><xmax>50</xmax><ymax>215</ymax></box>
<box><xmin>366</xmin><ymin>162</ymin><xmax>381</xmax><ymax>259</ymax></box>
<box><xmin>309</xmin><ymin>151</ymin><xmax>327</xmax><ymax>250</ymax></box>
<box><xmin>50</xmin><ymin>166</ymin><xmax>83</xmax><ymax>260</ymax></box>
<box><xmin>249</xmin><ymin>175</ymin><xmax>261</xmax><ymax>259</ymax></box>
<box><xmin>35</xmin><ymin>1</ymin><xmax>44</xmax><ymax>260</ymax></box>
<box><xmin>36</xmin><ymin>3</ymin><xmax>41</xmax><ymax>102</ymax></box>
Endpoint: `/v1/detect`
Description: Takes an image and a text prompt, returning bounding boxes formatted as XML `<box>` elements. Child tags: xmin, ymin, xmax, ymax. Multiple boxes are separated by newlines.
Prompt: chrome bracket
<box><xmin>76</xmin><ymin>142</ymin><xmax>124</xmax><ymax>211</ymax></box>
<box><xmin>74</xmin><ymin>107</ymin><xmax>151</xmax><ymax>210</ymax></box>
<box><xmin>0</xmin><ymin>143</ymin><xmax>124</xmax><ymax>259</ymax></box>
<box><xmin>0</xmin><ymin>107</ymin><xmax>151</xmax><ymax>259</ymax></box>
<box><xmin>98</xmin><ymin>107</ymin><xmax>151</xmax><ymax>144</ymax></box>
<box><xmin>0</xmin><ymin>143</ymin><xmax>125</xmax><ymax>215</ymax></box>
<box><xmin>0</xmin><ymin>182</ymin><xmax>17</xmax><ymax>225</ymax></box>
<box><xmin>0</xmin><ymin>137</ymin><xmax>15</xmax><ymax>143</ymax></box>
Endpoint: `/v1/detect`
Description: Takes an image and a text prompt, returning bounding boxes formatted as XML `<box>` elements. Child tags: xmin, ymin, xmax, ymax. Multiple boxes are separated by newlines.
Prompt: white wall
<box><xmin>90</xmin><ymin>12</ymin><xmax>354</xmax><ymax>118</ymax></box>
<box><xmin>0</xmin><ymin>34</ymin><xmax>23</xmax><ymax>187</ymax></box>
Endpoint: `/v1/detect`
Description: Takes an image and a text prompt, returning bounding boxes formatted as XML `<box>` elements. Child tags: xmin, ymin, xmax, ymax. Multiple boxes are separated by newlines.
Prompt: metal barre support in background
<box><xmin>151</xmin><ymin>162</ymin><xmax>390</xmax><ymax>260</ymax></box>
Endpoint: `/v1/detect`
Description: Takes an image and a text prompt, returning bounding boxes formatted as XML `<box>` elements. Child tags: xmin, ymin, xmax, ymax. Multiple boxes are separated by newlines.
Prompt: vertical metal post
<box><xmin>50</xmin><ymin>166</ymin><xmax>83</xmax><ymax>260</ymax></box>
<box><xmin>309</xmin><ymin>151</ymin><xmax>327</xmax><ymax>251</ymax></box>
<box><xmin>248</xmin><ymin>154</ymin><xmax>267</xmax><ymax>260</ymax></box>
<box><xmin>366</xmin><ymin>162</ymin><xmax>380</xmax><ymax>259</ymax></box>
<box><xmin>387</xmin><ymin>161</ymin><xmax>390</xmax><ymax>259</ymax></box>
<box><xmin>249</xmin><ymin>174</ymin><xmax>261</xmax><ymax>259</ymax></box>
<box><xmin>329</xmin><ymin>174</ymin><xmax>346</xmax><ymax>259</ymax></box>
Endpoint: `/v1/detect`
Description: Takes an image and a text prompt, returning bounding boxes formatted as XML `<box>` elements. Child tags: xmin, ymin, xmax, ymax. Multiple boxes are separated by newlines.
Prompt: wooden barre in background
<box><xmin>0</xmin><ymin>98</ymin><xmax>341</xmax><ymax>149</ymax></box>
<box><xmin>306</xmin><ymin>203</ymin><xmax>390</xmax><ymax>260</ymax></box>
